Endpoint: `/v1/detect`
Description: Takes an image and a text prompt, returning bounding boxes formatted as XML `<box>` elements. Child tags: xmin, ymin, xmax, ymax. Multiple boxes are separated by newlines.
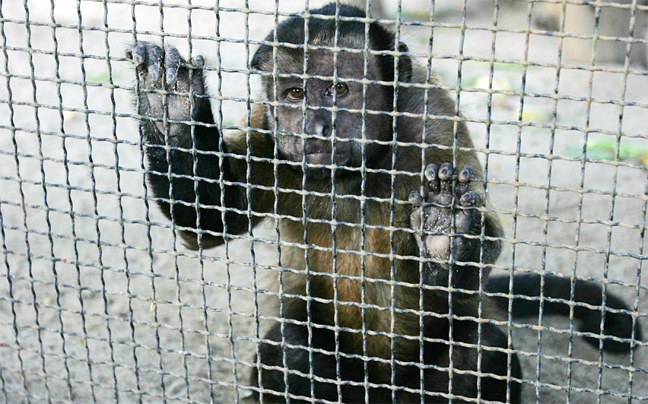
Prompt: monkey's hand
<box><xmin>409</xmin><ymin>163</ymin><xmax>483</xmax><ymax>288</ymax></box>
<box><xmin>126</xmin><ymin>43</ymin><xmax>206</xmax><ymax>142</ymax></box>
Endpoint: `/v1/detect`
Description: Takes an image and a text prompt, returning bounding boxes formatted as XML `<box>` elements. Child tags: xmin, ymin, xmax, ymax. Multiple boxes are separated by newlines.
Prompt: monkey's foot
<box><xmin>409</xmin><ymin>163</ymin><xmax>481</xmax><ymax>264</ymax></box>
<box><xmin>126</xmin><ymin>43</ymin><xmax>206</xmax><ymax>138</ymax></box>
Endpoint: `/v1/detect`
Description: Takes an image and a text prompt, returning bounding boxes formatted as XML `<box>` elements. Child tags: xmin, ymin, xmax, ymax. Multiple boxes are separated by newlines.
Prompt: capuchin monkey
<box><xmin>126</xmin><ymin>3</ymin><xmax>641</xmax><ymax>403</ymax></box>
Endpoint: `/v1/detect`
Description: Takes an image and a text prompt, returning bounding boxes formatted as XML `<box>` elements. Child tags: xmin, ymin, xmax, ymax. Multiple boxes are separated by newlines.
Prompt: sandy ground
<box><xmin>0</xmin><ymin>0</ymin><xmax>647</xmax><ymax>403</ymax></box>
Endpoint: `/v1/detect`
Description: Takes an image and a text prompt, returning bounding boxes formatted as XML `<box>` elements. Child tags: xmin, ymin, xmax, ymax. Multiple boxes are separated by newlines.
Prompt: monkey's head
<box><xmin>251</xmin><ymin>3</ymin><xmax>412</xmax><ymax>177</ymax></box>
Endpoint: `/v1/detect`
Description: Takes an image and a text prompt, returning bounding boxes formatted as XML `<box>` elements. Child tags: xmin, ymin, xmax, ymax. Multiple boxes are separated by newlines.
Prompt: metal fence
<box><xmin>0</xmin><ymin>0</ymin><xmax>646</xmax><ymax>403</ymax></box>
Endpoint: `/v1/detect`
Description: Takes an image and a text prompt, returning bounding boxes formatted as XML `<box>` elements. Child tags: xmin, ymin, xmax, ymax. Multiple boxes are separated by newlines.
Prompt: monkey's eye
<box><xmin>286</xmin><ymin>88</ymin><xmax>304</xmax><ymax>101</ymax></box>
<box><xmin>325</xmin><ymin>83</ymin><xmax>349</xmax><ymax>98</ymax></box>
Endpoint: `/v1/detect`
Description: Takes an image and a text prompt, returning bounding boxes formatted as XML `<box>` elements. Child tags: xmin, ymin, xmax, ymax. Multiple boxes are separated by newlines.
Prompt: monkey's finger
<box><xmin>459</xmin><ymin>190</ymin><xmax>482</xmax><ymax>208</ymax></box>
<box><xmin>125</xmin><ymin>48</ymin><xmax>139</xmax><ymax>65</ymax></box>
<box><xmin>458</xmin><ymin>166</ymin><xmax>472</xmax><ymax>183</ymax></box>
<box><xmin>189</xmin><ymin>56</ymin><xmax>205</xmax><ymax>93</ymax></box>
<box><xmin>424</xmin><ymin>164</ymin><xmax>439</xmax><ymax>194</ymax></box>
<box><xmin>126</xmin><ymin>43</ymin><xmax>144</xmax><ymax>65</ymax></box>
<box><xmin>456</xmin><ymin>165</ymin><xmax>473</xmax><ymax>196</ymax></box>
<box><xmin>451</xmin><ymin>237</ymin><xmax>467</xmax><ymax>262</ymax></box>
<box><xmin>191</xmin><ymin>55</ymin><xmax>205</xmax><ymax>69</ymax></box>
<box><xmin>453</xmin><ymin>200</ymin><xmax>477</xmax><ymax>240</ymax></box>
<box><xmin>164</xmin><ymin>47</ymin><xmax>184</xmax><ymax>87</ymax></box>
<box><xmin>146</xmin><ymin>44</ymin><xmax>164</xmax><ymax>82</ymax></box>
<box><xmin>438</xmin><ymin>163</ymin><xmax>454</xmax><ymax>194</ymax></box>
<box><xmin>409</xmin><ymin>191</ymin><xmax>426</xmax><ymax>239</ymax></box>
<box><xmin>409</xmin><ymin>190</ymin><xmax>423</xmax><ymax>206</ymax></box>
<box><xmin>126</xmin><ymin>43</ymin><xmax>152</xmax><ymax>75</ymax></box>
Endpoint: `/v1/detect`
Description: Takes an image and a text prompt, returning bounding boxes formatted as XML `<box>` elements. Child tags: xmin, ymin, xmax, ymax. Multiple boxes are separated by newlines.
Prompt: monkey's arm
<box><xmin>409</xmin><ymin>163</ymin><xmax>500</xmax><ymax>294</ymax></box>
<box><xmin>127</xmin><ymin>43</ymin><xmax>272</xmax><ymax>249</ymax></box>
<box><xmin>409</xmin><ymin>164</ymin><xmax>640</xmax><ymax>352</ymax></box>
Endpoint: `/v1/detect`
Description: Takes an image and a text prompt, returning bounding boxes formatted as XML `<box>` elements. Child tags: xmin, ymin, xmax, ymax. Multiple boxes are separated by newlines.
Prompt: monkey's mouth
<box><xmin>305</xmin><ymin>151</ymin><xmax>351</xmax><ymax>167</ymax></box>
<box><xmin>305</xmin><ymin>152</ymin><xmax>334</xmax><ymax>164</ymax></box>
<box><xmin>303</xmin><ymin>140</ymin><xmax>353</xmax><ymax>167</ymax></box>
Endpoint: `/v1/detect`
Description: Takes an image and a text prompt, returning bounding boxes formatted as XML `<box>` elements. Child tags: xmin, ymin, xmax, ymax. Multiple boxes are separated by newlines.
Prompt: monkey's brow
<box><xmin>256</xmin><ymin>40</ymin><xmax>406</xmax><ymax>56</ymax></box>
<box><xmin>258</xmin><ymin>69</ymin><xmax>404</xmax><ymax>88</ymax></box>
<box><xmin>263</xmin><ymin>72</ymin><xmax>369</xmax><ymax>84</ymax></box>
<box><xmin>279</xmin><ymin>77</ymin><xmax>349</xmax><ymax>87</ymax></box>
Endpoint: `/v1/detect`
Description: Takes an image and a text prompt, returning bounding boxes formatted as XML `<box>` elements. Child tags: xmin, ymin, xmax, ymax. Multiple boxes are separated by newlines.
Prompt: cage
<box><xmin>0</xmin><ymin>0</ymin><xmax>646</xmax><ymax>403</ymax></box>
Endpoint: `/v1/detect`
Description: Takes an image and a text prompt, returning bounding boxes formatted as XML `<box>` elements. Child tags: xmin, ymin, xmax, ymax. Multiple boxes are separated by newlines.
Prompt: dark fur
<box><xmin>126</xmin><ymin>4</ymin><xmax>640</xmax><ymax>403</ymax></box>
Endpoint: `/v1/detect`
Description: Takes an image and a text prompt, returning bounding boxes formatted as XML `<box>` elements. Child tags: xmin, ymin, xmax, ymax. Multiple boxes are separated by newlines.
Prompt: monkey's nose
<box><xmin>314</xmin><ymin>123</ymin><xmax>331</xmax><ymax>137</ymax></box>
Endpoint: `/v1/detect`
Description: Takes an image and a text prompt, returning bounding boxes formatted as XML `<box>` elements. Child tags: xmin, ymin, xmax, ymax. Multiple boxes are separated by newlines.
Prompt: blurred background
<box><xmin>0</xmin><ymin>1</ymin><xmax>646</xmax><ymax>402</ymax></box>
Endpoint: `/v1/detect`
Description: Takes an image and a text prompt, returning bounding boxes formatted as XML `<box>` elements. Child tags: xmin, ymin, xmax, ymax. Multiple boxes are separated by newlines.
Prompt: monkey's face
<box><xmin>265</xmin><ymin>51</ymin><xmax>395</xmax><ymax>177</ymax></box>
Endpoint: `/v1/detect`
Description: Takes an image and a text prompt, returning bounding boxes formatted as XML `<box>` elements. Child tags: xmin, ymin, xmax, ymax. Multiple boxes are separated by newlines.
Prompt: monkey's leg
<box><xmin>251</xmin><ymin>322</ymin><xmax>376</xmax><ymax>403</ymax></box>
<box><xmin>415</xmin><ymin>320</ymin><xmax>521</xmax><ymax>404</ymax></box>
<box><xmin>409</xmin><ymin>163</ymin><xmax>484</xmax><ymax>292</ymax></box>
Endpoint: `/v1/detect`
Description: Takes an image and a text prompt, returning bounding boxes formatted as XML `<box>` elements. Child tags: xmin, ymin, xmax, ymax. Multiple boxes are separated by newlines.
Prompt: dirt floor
<box><xmin>0</xmin><ymin>0</ymin><xmax>647</xmax><ymax>403</ymax></box>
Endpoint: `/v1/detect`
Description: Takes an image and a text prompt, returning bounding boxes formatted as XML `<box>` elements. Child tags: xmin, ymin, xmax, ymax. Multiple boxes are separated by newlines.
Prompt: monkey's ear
<box><xmin>396</xmin><ymin>42</ymin><xmax>412</xmax><ymax>83</ymax></box>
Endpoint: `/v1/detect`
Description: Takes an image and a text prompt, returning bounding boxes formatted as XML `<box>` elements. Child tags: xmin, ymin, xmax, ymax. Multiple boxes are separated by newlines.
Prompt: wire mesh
<box><xmin>0</xmin><ymin>0</ymin><xmax>646</xmax><ymax>403</ymax></box>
